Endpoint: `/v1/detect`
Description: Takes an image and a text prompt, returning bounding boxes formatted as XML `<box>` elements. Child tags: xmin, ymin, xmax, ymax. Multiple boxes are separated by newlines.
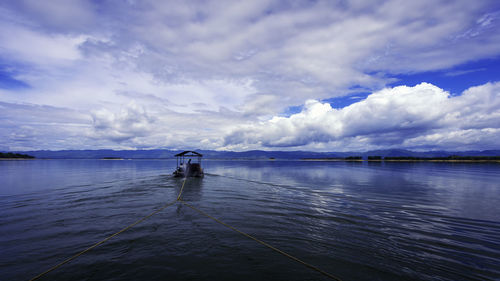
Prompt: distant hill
<box><xmin>8</xmin><ymin>149</ymin><xmax>500</xmax><ymax>159</ymax></box>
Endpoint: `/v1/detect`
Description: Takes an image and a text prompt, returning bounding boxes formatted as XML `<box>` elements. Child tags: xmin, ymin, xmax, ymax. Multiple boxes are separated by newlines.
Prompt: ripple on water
<box><xmin>1</xmin><ymin>160</ymin><xmax>500</xmax><ymax>281</ymax></box>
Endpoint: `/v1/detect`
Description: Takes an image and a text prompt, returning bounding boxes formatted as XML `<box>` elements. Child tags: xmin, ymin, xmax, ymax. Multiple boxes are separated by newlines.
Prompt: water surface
<box><xmin>1</xmin><ymin>160</ymin><xmax>499</xmax><ymax>280</ymax></box>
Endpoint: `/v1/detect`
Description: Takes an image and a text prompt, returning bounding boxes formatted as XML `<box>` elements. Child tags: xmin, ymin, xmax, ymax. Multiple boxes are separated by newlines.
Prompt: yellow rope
<box><xmin>180</xmin><ymin>200</ymin><xmax>343</xmax><ymax>281</ymax></box>
<box><xmin>31</xmin><ymin>176</ymin><xmax>342</xmax><ymax>281</ymax></box>
<box><xmin>29</xmin><ymin>199</ymin><xmax>177</xmax><ymax>281</ymax></box>
<box><xmin>31</xmin><ymin>177</ymin><xmax>189</xmax><ymax>280</ymax></box>
<box><xmin>176</xmin><ymin>177</ymin><xmax>188</xmax><ymax>201</ymax></box>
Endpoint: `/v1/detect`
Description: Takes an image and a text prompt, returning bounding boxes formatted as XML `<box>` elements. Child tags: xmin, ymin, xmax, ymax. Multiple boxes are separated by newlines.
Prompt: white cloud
<box><xmin>0</xmin><ymin>22</ymin><xmax>85</xmax><ymax>66</ymax></box>
<box><xmin>45</xmin><ymin>0</ymin><xmax>495</xmax><ymax>112</ymax></box>
<box><xmin>224</xmin><ymin>82</ymin><xmax>500</xmax><ymax>151</ymax></box>
<box><xmin>90</xmin><ymin>102</ymin><xmax>156</xmax><ymax>142</ymax></box>
<box><xmin>3</xmin><ymin>82</ymin><xmax>499</xmax><ymax>151</ymax></box>
<box><xmin>16</xmin><ymin>0</ymin><xmax>95</xmax><ymax>31</ymax></box>
<box><xmin>2</xmin><ymin>1</ymin><xmax>499</xmax><ymax>110</ymax></box>
<box><xmin>0</xmin><ymin>1</ymin><xmax>499</xmax><ymax>151</ymax></box>
<box><xmin>0</xmin><ymin>102</ymin><xmax>92</xmax><ymax>151</ymax></box>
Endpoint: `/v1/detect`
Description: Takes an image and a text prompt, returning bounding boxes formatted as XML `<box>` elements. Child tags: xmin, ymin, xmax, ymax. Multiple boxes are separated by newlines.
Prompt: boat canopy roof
<box><xmin>174</xmin><ymin>151</ymin><xmax>203</xmax><ymax>157</ymax></box>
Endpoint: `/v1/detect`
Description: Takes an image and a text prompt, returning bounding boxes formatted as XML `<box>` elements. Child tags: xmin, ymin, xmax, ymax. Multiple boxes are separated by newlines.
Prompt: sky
<box><xmin>0</xmin><ymin>0</ymin><xmax>499</xmax><ymax>152</ymax></box>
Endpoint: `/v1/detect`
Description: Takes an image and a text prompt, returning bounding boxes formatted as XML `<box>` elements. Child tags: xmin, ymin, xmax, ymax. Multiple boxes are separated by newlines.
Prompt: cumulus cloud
<box><xmin>224</xmin><ymin>82</ymin><xmax>500</xmax><ymax>151</ymax></box>
<box><xmin>90</xmin><ymin>102</ymin><xmax>155</xmax><ymax>142</ymax></box>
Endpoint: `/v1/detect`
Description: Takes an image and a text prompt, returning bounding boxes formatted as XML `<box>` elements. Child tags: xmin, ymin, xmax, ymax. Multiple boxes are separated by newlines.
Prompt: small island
<box><xmin>101</xmin><ymin>157</ymin><xmax>124</xmax><ymax>160</ymax></box>
<box><xmin>0</xmin><ymin>152</ymin><xmax>35</xmax><ymax>159</ymax></box>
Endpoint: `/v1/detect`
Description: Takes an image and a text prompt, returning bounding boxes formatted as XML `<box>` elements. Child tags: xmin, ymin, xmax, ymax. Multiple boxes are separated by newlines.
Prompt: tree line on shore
<box><xmin>304</xmin><ymin>155</ymin><xmax>500</xmax><ymax>161</ymax></box>
<box><xmin>367</xmin><ymin>155</ymin><xmax>500</xmax><ymax>161</ymax></box>
<box><xmin>0</xmin><ymin>152</ymin><xmax>35</xmax><ymax>159</ymax></box>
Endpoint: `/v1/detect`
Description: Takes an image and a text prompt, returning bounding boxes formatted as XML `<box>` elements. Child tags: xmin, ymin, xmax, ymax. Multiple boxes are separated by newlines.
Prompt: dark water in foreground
<box><xmin>1</xmin><ymin>160</ymin><xmax>499</xmax><ymax>281</ymax></box>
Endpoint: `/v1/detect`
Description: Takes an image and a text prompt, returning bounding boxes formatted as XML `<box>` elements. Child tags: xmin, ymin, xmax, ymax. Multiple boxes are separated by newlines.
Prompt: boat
<box><xmin>173</xmin><ymin>151</ymin><xmax>204</xmax><ymax>177</ymax></box>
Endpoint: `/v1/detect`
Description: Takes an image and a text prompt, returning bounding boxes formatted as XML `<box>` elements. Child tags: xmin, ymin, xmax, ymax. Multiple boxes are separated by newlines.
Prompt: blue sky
<box><xmin>0</xmin><ymin>0</ymin><xmax>499</xmax><ymax>152</ymax></box>
<box><xmin>391</xmin><ymin>57</ymin><xmax>500</xmax><ymax>95</ymax></box>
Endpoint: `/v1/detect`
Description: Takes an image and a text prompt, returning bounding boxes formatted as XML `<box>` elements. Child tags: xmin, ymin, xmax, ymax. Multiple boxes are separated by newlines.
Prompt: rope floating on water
<box><xmin>180</xmin><ymin>199</ymin><xmax>342</xmax><ymax>281</ymax></box>
<box><xmin>29</xmin><ymin>176</ymin><xmax>188</xmax><ymax>281</ymax></box>
<box><xmin>29</xmin><ymin>199</ymin><xmax>177</xmax><ymax>281</ymax></box>
<box><xmin>30</xmin><ymin>175</ymin><xmax>342</xmax><ymax>281</ymax></box>
<box><xmin>176</xmin><ymin>176</ymin><xmax>188</xmax><ymax>201</ymax></box>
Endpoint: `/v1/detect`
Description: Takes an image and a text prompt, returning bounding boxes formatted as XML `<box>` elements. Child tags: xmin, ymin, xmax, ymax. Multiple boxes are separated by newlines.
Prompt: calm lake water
<box><xmin>1</xmin><ymin>159</ymin><xmax>499</xmax><ymax>280</ymax></box>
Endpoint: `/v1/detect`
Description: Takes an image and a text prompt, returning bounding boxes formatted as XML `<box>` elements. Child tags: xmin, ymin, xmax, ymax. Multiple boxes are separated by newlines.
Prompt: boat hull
<box><xmin>173</xmin><ymin>165</ymin><xmax>204</xmax><ymax>178</ymax></box>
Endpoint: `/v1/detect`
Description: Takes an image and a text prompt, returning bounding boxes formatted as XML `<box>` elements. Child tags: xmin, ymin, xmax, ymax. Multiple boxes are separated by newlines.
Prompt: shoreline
<box><xmin>1</xmin><ymin>158</ymin><xmax>499</xmax><ymax>163</ymax></box>
<box><xmin>301</xmin><ymin>158</ymin><xmax>500</xmax><ymax>163</ymax></box>
<box><xmin>0</xmin><ymin>158</ymin><xmax>36</xmax><ymax>160</ymax></box>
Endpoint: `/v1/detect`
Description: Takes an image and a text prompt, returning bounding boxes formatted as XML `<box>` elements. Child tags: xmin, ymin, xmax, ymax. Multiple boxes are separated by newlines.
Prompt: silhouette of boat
<box><xmin>173</xmin><ymin>151</ymin><xmax>204</xmax><ymax>177</ymax></box>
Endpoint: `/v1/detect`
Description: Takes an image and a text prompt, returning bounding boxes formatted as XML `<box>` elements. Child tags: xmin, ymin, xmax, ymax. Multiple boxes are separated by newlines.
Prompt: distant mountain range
<box><xmin>8</xmin><ymin>149</ymin><xmax>500</xmax><ymax>159</ymax></box>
